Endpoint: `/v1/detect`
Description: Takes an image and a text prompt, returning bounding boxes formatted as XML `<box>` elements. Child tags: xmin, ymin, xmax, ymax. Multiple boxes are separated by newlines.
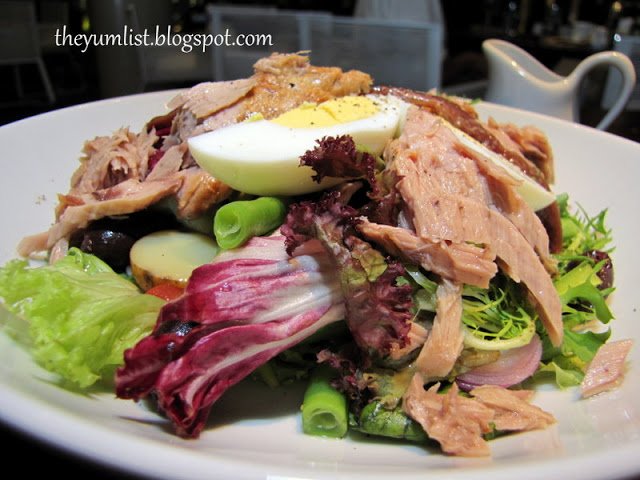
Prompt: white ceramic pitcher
<box><xmin>483</xmin><ymin>38</ymin><xmax>636</xmax><ymax>130</ymax></box>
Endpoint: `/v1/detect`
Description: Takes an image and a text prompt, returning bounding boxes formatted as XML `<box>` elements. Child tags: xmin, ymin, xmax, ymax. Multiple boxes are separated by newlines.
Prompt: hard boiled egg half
<box><xmin>440</xmin><ymin>119</ymin><xmax>556</xmax><ymax>211</ymax></box>
<box><xmin>188</xmin><ymin>95</ymin><xmax>405</xmax><ymax>196</ymax></box>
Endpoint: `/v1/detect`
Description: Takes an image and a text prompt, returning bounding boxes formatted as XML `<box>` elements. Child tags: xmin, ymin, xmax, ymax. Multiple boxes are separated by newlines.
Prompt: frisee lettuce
<box><xmin>403</xmin><ymin>266</ymin><xmax>536</xmax><ymax>350</ymax></box>
<box><xmin>557</xmin><ymin>192</ymin><xmax>612</xmax><ymax>256</ymax></box>
<box><xmin>404</xmin><ymin>193</ymin><xmax>615</xmax><ymax>388</ymax></box>
<box><xmin>0</xmin><ymin>248</ymin><xmax>164</xmax><ymax>389</ymax></box>
<box><xmin>533</xmin><ymin>194</ymin><xmax>615</xmax><ymax>387</ymax></box>
<box><xmin>461</xmin><ymin>280</ymin><xmax>536</xmax><ymax>351</ymax></box>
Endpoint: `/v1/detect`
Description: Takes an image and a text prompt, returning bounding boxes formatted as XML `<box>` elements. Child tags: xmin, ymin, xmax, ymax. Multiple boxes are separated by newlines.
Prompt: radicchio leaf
<box><xmin>155</xmin><ymin>301</ymin><xmax>344</xmax><ymax>437</ymax></box>
<box><xmin>116</xmin><ymin>235</ymin><xmax>345</xmax><ymax>437</ymax></box>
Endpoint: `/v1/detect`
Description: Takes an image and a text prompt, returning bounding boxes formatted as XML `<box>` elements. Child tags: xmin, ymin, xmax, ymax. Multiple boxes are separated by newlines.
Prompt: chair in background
<box><xmin>0</xmin><ymin>0</ymin><xmax>55</xmax><ymax>104</ymax></box>
<box><xmin>38</xmin><ymin>0</ymin><xmax>69</xmax><ymax>53</ymax></box>
<box><xmin>354</xmin><ymin>0</ymin><xmax>444</xmax><ymax>22</ymax></box>
<box><xmin>307</xmin><ymin>16</ymin><xmax>443</xmax><ymax>91</ymax></box>
<box><xmin>353</xmin><ymin>0</ymin><xmax>445</xmax><ymax>39</ymax></box>
<box><xmin>38</xmin><ymin>0</ymin><xmax>87</xmax><ymax>97</ymax></box>
<box><xmin>206</xmin><ymin>5</ymin><xmax>443</xmax><ymax>91</ymax></box>
<box><xmin>602</xmin><ymin>34</ymin><xmax>640</xmax><ymax>111</ymax></box>
<box><xmin>126</xmin><ymin>0</ymin><xmax>212</xmax><ymax>91</ymax></box>
<box><xmin>207</xmin><ymin>5</ymin><xmax>303</xmax><ymax>81</ymax></box>
<box><xmin>351</xmin><ymin>0</ymin><xmax>445</xmax><ymax>89</ymax></box>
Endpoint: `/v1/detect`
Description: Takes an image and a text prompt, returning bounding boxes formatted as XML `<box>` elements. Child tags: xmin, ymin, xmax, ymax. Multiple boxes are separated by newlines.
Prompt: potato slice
<box><xmin>130</xmin><ymin>230</ymin><xmax>218</xmax><ymax>291</ymax></box>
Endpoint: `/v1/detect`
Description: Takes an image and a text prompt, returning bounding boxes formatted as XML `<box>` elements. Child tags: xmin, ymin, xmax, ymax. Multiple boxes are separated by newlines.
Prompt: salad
<box><xmin>0</xmin><ymin>52</ymin><xmax>633</xmax><ymax>457</ymax></box>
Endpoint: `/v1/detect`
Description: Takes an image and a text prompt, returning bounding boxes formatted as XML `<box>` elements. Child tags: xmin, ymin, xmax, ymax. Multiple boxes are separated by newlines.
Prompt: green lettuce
<box><xmin>533</xmin><ymin>194</ymin><xmax>615</xmax><ymax>387</ymax></box>
<box><xmin>404</xmin><ymin>266</ymin><xmax>536</xmax><ymax>351</ymax></box>
<box><xmin>404</xmin><ymin>193</ymin><xmax>616</xmax><ymax>389</ymax></box>
<box><xmin>0</xmin><ymin>248</ymin><xmax>164</xmax><ymax>389</ymax></box>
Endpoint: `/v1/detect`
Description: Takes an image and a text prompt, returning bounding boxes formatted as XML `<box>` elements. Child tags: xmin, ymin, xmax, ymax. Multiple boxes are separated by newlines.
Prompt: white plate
<box><xmin>0</xmin><ymin>91</ymin><xmax>639</xmax><ymax>480</ymax></box>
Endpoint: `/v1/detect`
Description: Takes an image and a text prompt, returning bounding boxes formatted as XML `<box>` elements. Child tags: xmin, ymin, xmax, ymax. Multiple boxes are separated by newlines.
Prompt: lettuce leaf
<box><xmin>283</xmin><ymin>191</ymin><xmax>413</xmax><ymax>357</ymax></box>
<box><xmin>300</xmin><ymin>135</ymin><xmax>379</xmax><ymax>188</ymax></box>
<box><xmin>532</xmin><ymin>359</ymin><xmax>585</xmax><ymax>388</ymax></box>
<box><xmin>116</xmin><ymin>235</ymin><xmax>345</xmax><ymax>438</ymax></box>
<box><xmin>405</xmin><ymin>267</ymin><xmax>536</xmax><ymax>351</ymax></box>
<box><xmin>533</xmin><ymin>194</ymin><xmax>615</xmax><ymax>388</ymax></box>
<box><xmin>0</xmin><ymin>248</ymin><xmax>164</xmax><ymax>388</ymax></box>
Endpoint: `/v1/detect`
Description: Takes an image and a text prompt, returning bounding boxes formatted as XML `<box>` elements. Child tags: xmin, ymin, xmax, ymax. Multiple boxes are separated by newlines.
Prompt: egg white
<box><xmin>441</xmin><ymin>120</ymin><xmax>556</xmax><ymax>211</ymax></box>
<box><xmin>189</xmin><ymin>92</ymin><xmax>553</xmax><ymax>210</ymax></box>
<box><xmin>188</xmin><ymin>95</ymin><xmax>404</xmax><ymax>196</ymax></box>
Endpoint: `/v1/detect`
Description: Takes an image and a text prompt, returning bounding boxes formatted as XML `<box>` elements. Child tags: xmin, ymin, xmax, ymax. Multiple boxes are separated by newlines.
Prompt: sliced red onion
<box><xmin>456</xmin><ymin>334</ymin><xmax>542</xmax><ymax>392</ymax></box>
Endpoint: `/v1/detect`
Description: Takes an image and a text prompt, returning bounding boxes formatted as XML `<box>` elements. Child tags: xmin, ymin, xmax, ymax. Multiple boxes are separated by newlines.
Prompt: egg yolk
<box><xmin>271</xmin><ymin>96</ymin><xmax>379</xmax><ymax>128</ymax></box>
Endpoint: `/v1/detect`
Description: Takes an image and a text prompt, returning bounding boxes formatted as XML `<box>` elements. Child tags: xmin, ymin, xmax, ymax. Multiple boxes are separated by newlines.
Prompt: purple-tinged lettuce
<box><xmin>116</xmin><ymin>235</ymin><xmax>344</xmax><ymax>437</ymax></box>
<box><xmin>300</xmin><ymin>134</ymin><xmax>403</xmax><ymax>226</ymax></box>
<box><xmin>300</xmin><ymin>135</ymin><xmax>378</xmax><ymax>189</ymax></box>
<box><xmin>282</xmin><ymin>192</ymin><xmax>413</xmax><ymax>357</ymax></box>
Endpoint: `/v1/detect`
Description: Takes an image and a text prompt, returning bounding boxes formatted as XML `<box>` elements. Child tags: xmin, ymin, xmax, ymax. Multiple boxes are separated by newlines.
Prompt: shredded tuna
<box><xmin>581</xmin><ymin>339</ymin><xmax>634</xmax><ymax>398</ymax></box>
<box><xmin>389</xmin><ymin>322</ymin><xmax>429</xmax><ymax>360</ymax></box>
<box><xmin>167</xmin><ymin>78</ymin><xmax>256</xmax><ymax>119</ymax></box>
<box><xmin>243</xmin><ymin>52</ymin><xmax>372</xmax><ymax>120</ymax></box>
<box><xmin>48</xmin><ymin>237</ymin><xmax>69</xmax><ymax>263</ymax></box>
<box><xmin>387</xmin><ymin>107</ymin><xmax>563</xmax><ymax>346</ymax></box>
<box><xmin>537</xmin><ymin>202</ymin><xmax>563</xmax><ymax>254</ymax></box>
<box><xmin>403</xmin><ymin>374</ymin><xmax>556</xmax><ymax>456</ymax></box>
<box><xmin>391</xmin><ymin>108</ymin><xmax>553</xmax><ymax>266</ymax></box>
<box><xmin>168</xmin><ymin>108</ymin><xmax>200</xmax><ymax>144</ymax></box>
<box><xmin>20</xmin><ymin>52</ymin><xmax>372</xmax><ymax>259</ymax></box>
<box><xmin>374</xmin><ymin>86</ymin><xmax>563</xmax><ymax>253</ymax></box>
<box><xmin>174</xmin><ymin>167</ymin><xmax>232</xmax><ymax>219</ymax></box>
<box><xmin>487</xmin><ymin>118</ymin><xmax>555</xmax><ymax>184</ymax></box>
<box><xmin>190</xmin><ymin>102</ymin><xmax>246</xmax><ymax>137</ymax></box>
<box><xmin>168</xmin><ymin>52</ymin><xmax>372</xmax><ymax>142</ymax></box>
<box><xmin>358</xmin><ymin>218</ymin><xmax>497</xmax><ymax>288</ymax></box>
<box><xmin>414</xmin><ymin>279</ymin><xmax>464</xmax><ymax>381</ymax></box>
<box><xmin>404</xmin><ymin>190</ymin><xmax>562</xmax><ymax>345</ymax></box>
<box><xmin>16</xmin><ymin>232</ymin><xmax>49</xmax><ymax>258</ymax></box>
<box><xmin>455</xmin><ymin>138</ymin><xmax>554</xmax><ymax>270</ymax></box>
<box><xmin>69</xmin><ymin>128</ymin><xmax>157</xmax><ymax>197</ymax></box>
<box><xmin>470</xmin><ymin>385</ymin><xmax>555</xmax><ymax>431</ymax></box>
<box><xmin>373</xmin><ymin>86</ymin><xmax>548</xmax><ymax>187</ymax></box>
<box><xmin>403</xmin><ymin>374</ymin><xmax>494</xmax><ymax>456</ymax></box>
<box><xmin>145</xmin><ymin>144</ymin><xmax>186</xmax><ymax>182</ymax></box>
<box><xmin>47</xmin><ymin>178</ymin><xmax>181</xmax><ymax>248</ymax></box>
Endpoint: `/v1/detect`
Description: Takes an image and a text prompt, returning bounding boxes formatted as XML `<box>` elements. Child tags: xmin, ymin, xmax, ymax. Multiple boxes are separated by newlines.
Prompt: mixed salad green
<box><xmin>0</xmin><ymin>190</ymin><xmax>615</xmax><ymax>440</ymax></box>
<box><xmin>0</xmin><ymin>248</ymin><xmax>164</xmax><ymax>389</ymax></box>
<box><xmin>0</xmin><ymin>87</ymin><xmax>621</xmax><ymax>454</ymax></box>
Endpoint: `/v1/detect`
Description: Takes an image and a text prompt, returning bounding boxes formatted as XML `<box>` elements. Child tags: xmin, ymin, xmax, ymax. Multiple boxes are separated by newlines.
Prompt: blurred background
<box><xmin>1</xmin><ymin>1</ymin><xmax>640</xmax><ymax>477</ymax></box>
<box><xmin>1</xmin><ymin>0</ymin><xmax>639</xmax><ymax>140</ymax></box>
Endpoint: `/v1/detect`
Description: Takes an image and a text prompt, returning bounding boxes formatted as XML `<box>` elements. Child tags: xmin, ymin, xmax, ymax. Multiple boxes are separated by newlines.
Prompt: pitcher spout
<box><xmin>483</xmin><ymin>39</ymin><xmax>573</xmax><ymax>122</ymax></box>
<box><xmin>482</xmin><ymin>38</ymin><xmax>636</xmax><ymax>130</ymax></box>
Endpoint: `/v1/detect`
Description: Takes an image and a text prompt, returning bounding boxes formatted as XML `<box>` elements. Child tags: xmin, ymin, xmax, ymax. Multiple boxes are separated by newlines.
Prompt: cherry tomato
<box><xmin>145</xmin><ymin>283</ymin><xmax>184</xmax><ymax>301</ymax></box>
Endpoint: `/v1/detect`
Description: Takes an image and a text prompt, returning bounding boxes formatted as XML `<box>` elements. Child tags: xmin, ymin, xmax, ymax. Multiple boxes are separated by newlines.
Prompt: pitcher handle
<box><xmin>568</xmin><ymin>51</ymin><xmax>636</xmax><ymax>131</ymax></box>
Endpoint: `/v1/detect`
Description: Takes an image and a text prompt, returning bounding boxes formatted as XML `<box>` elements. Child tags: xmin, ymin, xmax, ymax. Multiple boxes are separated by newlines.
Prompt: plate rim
<box><xmin>1</xmin><ymin>90</ymin><xmax>639</xmax><ymax>480</ymax></box>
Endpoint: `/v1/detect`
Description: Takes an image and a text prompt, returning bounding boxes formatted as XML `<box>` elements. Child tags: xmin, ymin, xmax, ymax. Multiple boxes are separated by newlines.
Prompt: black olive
<box><xmin>155</xmin><ymin>320</ymin><xmax>200</xmax><ymax>337</ymax></box>
<box><xmin>587</xmin><ymin>250</ymin><xmax>614</xmax><ymax>291</ymax></box>
<box><xmin>68</xmin><ymin>210</ymin><xmax>184</xmax><ymax>271</ymax></box>
<box><xmin>77</xmin><ymin>229</ymin><xmax>135</xmax><ymax>272</ymax></box>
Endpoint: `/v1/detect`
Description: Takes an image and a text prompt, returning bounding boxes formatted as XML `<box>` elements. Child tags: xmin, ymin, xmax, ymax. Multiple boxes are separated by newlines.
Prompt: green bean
<box><xmin>213</xmin><ymin>196</ymin><xmax>287</xmax><ymax>249</ymax></box>
<box><xmin>301</xmin><ymin>365</ymin><xmax>348</xmax><ymax>438</ymax></box>
<box><xmin>356</xmin><ymin>401</ymin><xmax>427</xmax><ymax>442</ymax></box>
<box><xmin>253</xmin><ymin>363</ymin><xmax>279</xmax><ymax>388</ymax></box>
